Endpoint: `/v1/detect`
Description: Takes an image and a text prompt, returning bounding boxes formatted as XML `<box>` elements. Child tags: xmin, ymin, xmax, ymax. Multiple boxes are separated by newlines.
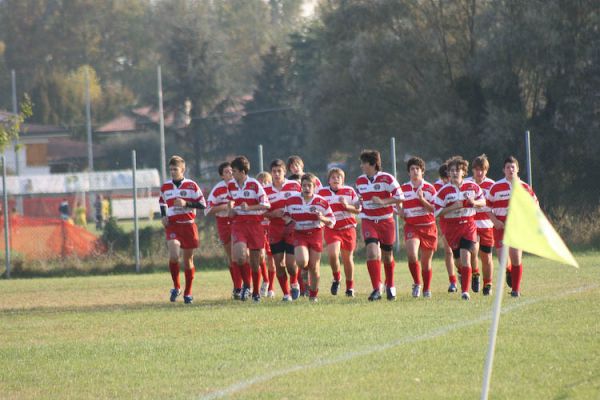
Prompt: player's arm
<box><xmin>417</xmin><ymin>187</ymin><xmax>435</xmax><ymax>213</ymax></box>
<box><xmin>205</xmin><ymin>203</ymin><xmax>228</xmax><ymax>216</ymax></box>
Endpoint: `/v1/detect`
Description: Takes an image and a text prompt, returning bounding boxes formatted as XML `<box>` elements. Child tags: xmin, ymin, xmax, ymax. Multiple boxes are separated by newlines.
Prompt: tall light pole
<box><xmin>85</xmin><ymin>67</ymin><xmax>94</xmax><ymax>171</ymax></box>
<box><xmin>158</xmin><ymin>65</ymin><xmax>166</xmax><ymax>182</ymax></box>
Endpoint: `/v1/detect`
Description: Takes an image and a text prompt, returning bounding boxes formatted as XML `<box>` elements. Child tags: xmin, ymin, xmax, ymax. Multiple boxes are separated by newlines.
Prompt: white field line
<box><xmin>199</xmin><ymin>285</ymin><xmax>597</xmax><ymax>400</ymax></box>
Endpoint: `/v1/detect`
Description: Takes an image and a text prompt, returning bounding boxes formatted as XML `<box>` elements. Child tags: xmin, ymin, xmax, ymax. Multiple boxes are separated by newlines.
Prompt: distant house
<box><xmin>95</xmin><ymin>106</ymin><xmax>187</xmax><ymax>136</ymax></box>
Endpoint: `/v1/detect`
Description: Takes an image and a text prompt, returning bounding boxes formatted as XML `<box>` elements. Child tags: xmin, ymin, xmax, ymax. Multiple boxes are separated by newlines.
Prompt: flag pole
<box><xmin>481</xmin><ymin>244</ymin><xmax>509</xmax><ymax>400</ymax></box>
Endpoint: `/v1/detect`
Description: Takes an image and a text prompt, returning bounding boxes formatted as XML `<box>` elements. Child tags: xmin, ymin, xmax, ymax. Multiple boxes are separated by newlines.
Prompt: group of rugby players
<box><xmin>158</xmin><ymin>150</ymin><xmax>537</xmax><ymax>304</ymax></box>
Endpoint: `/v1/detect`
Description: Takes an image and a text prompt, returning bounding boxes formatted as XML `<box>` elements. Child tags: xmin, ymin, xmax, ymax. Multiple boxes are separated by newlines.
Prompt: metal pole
<box><xmin>85</xmin><ymin>67</ymin><xmax>94</xmax><ymax>171</ymax></box>
<box><xmin>525</xmin><ymin>130</ymin><xmax>532</xmax><ymax>187</ymax></box>
<box><xmin>132</xmin><ymin>150</ymin><xmax>140</xmax><ymax>273</ymax></box>
<box><xmin>11</xmin><ymin>70</ymin><xmax>20</xmax><ymax>176</ymax></box>
<box><xmin>480</xmin><ymin>245</ymin><xmax>509</xmax><ymax>400</ymax></box>
<box><xmin>390</xmin><ymin>137</ymin><xmax>401</xmax><ymax>252</ymax></box>
<box><xmin>258</xmin><ymin>144</ymin><xmax>264</xmax><ymax>172</ymax></box>
<box><xmin>2</xmin><ymin>157</ymin><xmax>11</xmax><ymax>278</ymax></box>
<box><xmin>158</xmin><ymin>65</ymin><xmax>167</xmax><ymax>183</ymax></box>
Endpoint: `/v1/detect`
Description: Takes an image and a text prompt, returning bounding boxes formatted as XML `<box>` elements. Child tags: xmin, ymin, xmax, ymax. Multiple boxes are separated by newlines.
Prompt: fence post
<box><xmin>525</xmin><ymin>130</ymin><xmax>533</xmax><ymax>187</ymax></box>
<box><xmin>2</xmin><ymin>156</ymin><xmax>10</xmax><ymax>278</ymax></box>
<box><xmin>132</xmin><ymin>150</ymin><xmax>140</xmax><ymax>273</ymax></box>
<box><xmin>390</xmin><ymin>137</ymin><xmax>401</xmax><ymax>253</ymax></box>
<box><xmin>258</xmin><ymin>144</ymin><xmax>264</xmax><ymax>173</ymax></box>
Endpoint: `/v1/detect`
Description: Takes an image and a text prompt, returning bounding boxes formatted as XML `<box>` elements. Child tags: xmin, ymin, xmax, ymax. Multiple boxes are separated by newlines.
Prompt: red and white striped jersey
<box><xmin>226</xmin><ymin>177</ymin><xmax>270</xmax><ymax>223</ymax></box>
<box><xmin>263</xmin><ymin>179</ymin><xmax>301</xmax><ymax>226</ymax></box>
<box><xmin>433</xmin><ymin>179</ymin><xmax>445</xmax><ymax>192</ymax></box>
<box><xmin>355</xmin><ymin>171</ymin><xmax>403</xmax><ymax>221</ymax></box>
<box><xmin>465</xmin><ymin>176</ymin><xmax>495</xmax><ymax>228</ymax></box>
<box><xmin>400</xmin><ymin>180</ymin><xmax>437</xmax><ymax>226</ymax></box>
<box><xmin>434</xmin><ymin>180</ymin><xmax>484</xmax><ymax>222</ymax></box>
<box><xmin>159</xmin><ymin>178</ymin><xmax>205</xmax><ymax>224</ymax></box>
<box><xmin>285</xmin><ymin>194</ymin><xmax>335</xmax><ymax>231</ymax></box>
<box><xmin>488</xmin><ymin>178</ymin><xmax>538</xmax><ymax>222</ymax></box>
<box><xmin>205</xmin><ymin>180</ymin><xmax>230</xmax><ymax>219</ymax></box>
<box><xmin>317</xmin><ymin>185</ymin><xmax>359</xmax><ymax>230</ymax></box>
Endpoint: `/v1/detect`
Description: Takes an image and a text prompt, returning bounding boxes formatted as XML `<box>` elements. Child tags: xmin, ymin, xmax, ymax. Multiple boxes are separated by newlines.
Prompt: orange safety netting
<box><xmin>0</xmin><ymin>215</ymin><xmax>106</xmax><ymax>260</ymax></box>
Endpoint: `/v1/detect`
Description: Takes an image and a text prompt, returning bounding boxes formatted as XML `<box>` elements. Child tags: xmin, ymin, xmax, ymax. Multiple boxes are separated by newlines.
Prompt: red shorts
<box><xmin>361</xmin><ymin>218</ymin><xmax>396</xmax><ymax>246</ymax></box>
<box><xmin>477</xmin><ymin>227</ymin><xmax>495</xmax><ymax>248</ymax></box>
<box><xmin>293</xmin><ymin>229</ymin><xmax>324</xmax><ymax>252</ymax></box>
<box><xmin>439</xmin><ymin>218</ymin><xmax>448</xmax><ymax>237</ymax></box>
<box><xmin>444</xmin><ymin>220</ymin><xmax>477</xmax><ymax>250</ymax></box>
<box><xmin>264</xmin><ymin>226</ymin><xmax>272</xmax><ymax>255</ymax></box>
<box><xmin>404</xmin><ymin>223</ymin><xmax>438</xmax><ymax>250</ymax></box>
<box><xmin>216</xmin><ymin>217</ymin><xmax>232</xmax><ymax>245</ymax></box>
<box><xmin>494</xmin><ymin>228</ymin><xmax>504</xmax><ymax>249</ymax></box>
<box><xmin>268</xmin><ymin>222</ymin><xmax>294</xmax><ymax>245</ymax></box>
<box><xmin>231</xmin><ymin>221</ymin><xmax>265</xmax><ymax>250</ymax></box>
<box><xmin>324</xmin><ymin>227</ymin><xmax>356</xmax><ymax>252</ymax></box>
<box><xmin>165</xmin><ymin>222</ymin><xmax>199</xmax><ymax>249</ymax></box>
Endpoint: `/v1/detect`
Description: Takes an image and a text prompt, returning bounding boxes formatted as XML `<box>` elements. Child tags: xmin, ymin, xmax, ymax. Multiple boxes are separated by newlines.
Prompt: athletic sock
<box><xmin>483</xmin><ymin>278</ymin><xmax>492</xmax><ymax>286</ymax></box>
<box><xmin>229</xmin><ymin>261</ymin><xmax>243</xmax><ymax>290</ymax></box>
<box><xmin>252</xmin><ymin>269</ymin><xmax>261</xmax><ymax>296</ymax></box>
<box><xmin>298</xmin><ymin>270</ymin><xmax>306</xmax><ymax>293</ymax></box>
<box><xmin>309</xmin><ymin>289</ymin><xmax>319</xmax><ymax>298</ymax></box>
<box><xmin>239</xmin><ymin>263</ymin><xmax>252</xmax><ymax>288</ymax></box>
<box><xmin>408</xmin><ymin>261</ymin><xmax>421</xmax><ymax>285</ymax></box>
<box><xmin>289</xmin><ymin>270</ymin><xmax>298</xmax><ymax>285</ymax></box>
<box><xmin>169</xmin><ymin>261</ymin><xmax>180</xmax><ymax>289</ymax></box>
<box><xmin>511</xmin><ymin>264</ymin><xmax>523</xmax><ymax>292</ymax></box>
<box><xmin>260</xmin><ymin>260</ymin><xmax>269</xmax><ymax>282</ymax></box>
<box><xmin>184</xmin><ymin>267</ymin><xmax>195</xmax><ymax>296</ymax></box>
<box><xmin>268</xmin><ymin>270</ymin><xmax>276</xmax><ymax>291</ymax></box>
<box><xmin>384</xmin><ymin>260</ymin><xmax>395</xmax><ymax>287</ymax></box>
<box><xmin>460</xmin><ymin>266</ymin><xmax>472</xmax><ymax>293</ymax></box>
<box><xmin>346</xmin><ymin>279</ymin><xmax>354</xmax><ymax>290</ymax></box>
<box><xmin>277</xmin><ymin>272</ymin><xmax>290</xmax><ymax>295</ymax></box>
<box><xmin>366</xmin><ymin>260</ymin><xmax>382</xmax><ymax>290</ymax></box>
<box><xmin>449</xmin><ymin>274</ymin><xmax>458</xmax><ymax>284</ymax></box>
<box><xmin>333</xmin><ymin>270</ymin><xmax>341</xmax><ymax>282</ymax></box>
<box><xmin>422</xmin><ymin>268</ymin><xmax>432</xmax><ymax>292</ymax></box>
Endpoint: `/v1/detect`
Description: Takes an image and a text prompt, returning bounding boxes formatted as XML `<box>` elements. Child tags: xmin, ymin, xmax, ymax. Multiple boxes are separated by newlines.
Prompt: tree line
<box><xmin>1</xmin><ymin>0</ymin><xmax>598</xmax><ymax>209</ymax></box>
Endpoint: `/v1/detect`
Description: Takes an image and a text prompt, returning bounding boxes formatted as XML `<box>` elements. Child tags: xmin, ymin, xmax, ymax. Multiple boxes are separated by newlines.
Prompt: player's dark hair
<box><xmin>504</xmin><ymin>155</ymin><xmax>519</xmax><ymax>169</ymax></box>
<box><xmin>286</xmin><ymin>155</ymin><xmax>304</xmax><ymax>171</ymax></box>
<box><xmin>360</xmin><ymin>150</ymin><xmax>381</xmax><ymax>171</ymax></box>
<box><xmin>301</xmin><ymin>173</ymin><xmax>318</xmax><ymax>186</ymax></box>
<box><xmin>270</xmin><ymin>159</ymin><xmax>286</xmax><ymax>171</ymax></box>
<box><xmin>231</xmin><ymin>156</ymin><xmax>250</xmax><ymax>174</ymax></box>
<box><xmin>407</xmin><ymin>157</ymin><xmax>425</xmax><ymax>173</ymax></box>
<box><xmin>472</xmin><ymin>154</ymin><xmax>489</xmax><ymax>171</ymax></box>
<box><xmin>218</xmin><ymin>161</ymin><xmax>231</xmax><ymax>176</ymax></box>
<box><xmin>448</xmin><ymin>156</ymin><xmax>469</xmax><ymax>173</ymax></box>
<box><xmin>438</xmin><ymin>163</ymin><xmax>448</xmax><ymax>179</ymax></box>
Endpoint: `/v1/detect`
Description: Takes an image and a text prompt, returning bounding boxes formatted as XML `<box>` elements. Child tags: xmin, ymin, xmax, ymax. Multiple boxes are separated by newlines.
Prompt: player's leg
<box><xmin>471</xmin><ymin>239</ymin><xmax>481</xmax><ymax>293</ymax></box>
<box><xmin>249</xmin><ymin>248</ymin><xmax>263</xmax><ymax>301</ymax></box>
<box><xmin>421</xmin><ymin>248</ymin><xmax>435</xmax><ymax>298</ymax></box>
<box><xmin>232</xmin><ymin>240</ymin><xmax>252</xmax><ymax>300</ymax></box>
<box><xmin>443</xmin><ymin>236</ymin><xmax>458</xmax><ymax>292</ymax></box>
<box><xmin>340</xmin><ymin>247</ymin><xmax>355</xmax><ymax>297</ymax></box>
<box><xmin>326</xmin><ymin>240</ymin><xmax>342</xmax><ymax>295</ymax></box>
<box><xmin>459</xmin><ymin>239</ymin><xmax>476</xmax><ymax>300</ymax></box>
<box><xmin>181</xmin><ymin>248</ymin><xmax>195</xmax><ymax>303</ymax></box>
<box><xmin>365</xmin><ymin>240</ymin><xmax>382</xmax><ymax>301</ymax></box>
<box><xmin>307</xmin><ymin>248</ymin><xmax>321</xmax><ymax>301</ymax></box>
<box><xmin>167</xmin><ymin>239</ymin><xmax>182</xmax><ymax>301</ymax></box>
<box><xmin>406</xmin><ymin>237</ymin><xmax>422</xmax><ymax>298</ymax></box>
<box><xmin>381</xmin><ymin>246</ymin><xmax>396</xmax><ymax>300</ymax></box>
<box><xmin>509</xmin><ymin>247</ymin><xmax>524</xmax><ymax>296</ymax></box>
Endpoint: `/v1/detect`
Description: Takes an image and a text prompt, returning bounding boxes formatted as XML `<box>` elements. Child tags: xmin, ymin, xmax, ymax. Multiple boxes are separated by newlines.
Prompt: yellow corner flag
<box><xmin>503</xmin><ymin>179</ymin><xmax>578</xmax><ymax>268</ymax></box>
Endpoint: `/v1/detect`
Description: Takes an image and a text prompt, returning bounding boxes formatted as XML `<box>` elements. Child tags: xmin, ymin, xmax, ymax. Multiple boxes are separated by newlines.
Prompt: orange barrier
<box><xmin>0</xmin><ymin>215</ymin><xmax>105</xmax><ymax>260</ymax></box>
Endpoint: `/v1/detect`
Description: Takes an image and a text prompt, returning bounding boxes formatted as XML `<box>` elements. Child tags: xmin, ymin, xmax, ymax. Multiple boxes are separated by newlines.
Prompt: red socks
<box><xmin>408</xmin><ymin>261</ymin><xmax>421</xmax><ymax>285</ymax></box>
<box><xmin>277</xmin><ymin>272</ymin><xmax>290</xmax><ymax>295</ymax></box>
<box><xmin>422</xmin><ymin>268</ymin><xmax>432</xmax><ymax>292</ymax></box>
<box><xmin>511</xmin><ymin>264</ymin><xmax>523</xmax><ymax>292</ymax></box>
<box><xmin>346</xmin><ymin>279</ymin><xmax>354</xmax><ymax>290</ymax></box>
<box><xmin>252</xmin><ymin>269</ymin><xmax>261</xmax><ymax>296</ymax></box>
<box><xmin>333</xmin><ymin>270</ymin><xmax>341</xmax><ymax>282</ymax></box>
<box><xmin>229</xmin><ymin>262</ymin><xmax>243</xmax><ymax>290</ymax></box>
<box><xmin>260</xmin><ymin>260</ymin><xmax>269</xmax><ymax>281</ymax></box>
<box><xmin>384</xmin><ymin>260</ymin><xmax>395</xmax><ymax>288</ymax></box>
<box><xmin>449</xmin><ymin>274</ymin><xmax>458</xmax><ymax>284</ymax></box>
<box><xmin>309</xmin><ymin>289</ymin><xmax>319</xmax><ymax>298</ymax></box>
<box><xmin>460</xmin><ymin>266</ymin><xmax>472</xmax><ymax>293</ymax></box>
<box><xmin>184</xmin><ymin>267</ymin><xmax>195</xmax><ymax>296</ymax></box>
<box><xmin>289</xmin><ymin>269</ymin><xmax>298</xmax><ymax>285</ymax></box>
<box><xmin>169</xmin><ymin>261</ymin><xmax>180</xmax><ymax>289</ymax></box>
<box><xmin>366</xmin><ymin>260</ymin><xmax>381</xmax><ymax>290</ymax></box>
<box><xmin>268</xmin><ymin>270</ymin><xmax>276</xmax><ymax>291</ymax></box>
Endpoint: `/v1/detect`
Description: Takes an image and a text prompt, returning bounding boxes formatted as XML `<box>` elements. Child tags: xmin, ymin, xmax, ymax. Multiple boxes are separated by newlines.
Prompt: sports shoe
<box><xmin>282</xmin><ymin>294</ymin><xmax>292</xmax><ymax>302</ymax></box>
<box><xmin>386</xmin><ymin>286</ymin><xmax>397</xmax><ymax>301</ymax></box>
<box><xmin>368</xmin><ymin>289</ymin><xmax>382</xmax><ymax>301</ymax></box>
<box><xmin>309</xmin><ymin>296</ymin><xmax>318</xmax><ymax>303</ymax></box>
<box><xmin>183</xmin><ymin>295</ymin><xmax>193</xmax><ymax>304</ymax></box>
<box><xmin>472</xmin><ymin>273</ymin><xmax>481</xmax><ymax>293</ymax></box>
<box><xmin>506</xmin><ymin>269</ymin><xmax>512</xmax><ymax>288</ymax></box>
<box><xmin>448</xmin><ymin>282</ymin><xmax>457</xmax><ymax>293</ymax></box>
<box><xmin>482</xmin><ymin>284</ymin><xmax>492</xmax><ymax>296</ymax></box>
<box><xmin>345</xmin><ymin>288</ymin><xmax>355</xmax><ymax>297</ymax></box>
<box><xmin>301</xmin><ymin>289</ymin><xmax>309</xmax><ymax>297</ymax></box>
<box><xmin>423</xmin><ymin>290</ymin><xmax>432</xmax><ymax>298</ymax></box>
<box><xmin>232</xmin><ymin>288</ymin><xmax>242</xmax><ymax>300</ymax></box>
<box><xmin>510</xmin><ymin>290</ymin><xmax>520</xmax><ymax>298</ymax></box>
<box><xmin>170</xmin><ymin>288</ymin><xmax>181</xmax><ymax>302</ymax></box>
<box><xmin>267</xmin><ymin>290</ymin><xmax>275</xmax><ymax>298</ymax></box>
<box><xmin>330</xmin><ymin>280</ymin><xmax>340</xmax><ymax>296</ymax></box>
<box><xmin>240</xmin><ymin>286</ymin><xmax>251</xmax><ymax>302</ymax></box>
<box><xmin>411</xmin><ymin>284</ymin><xmax>421</xmax><ymax>298</ymax></box>
<box><xmin>461</xmin><ymin>292</ymin><xmax>470</xmax><ymax>300</ymax></box>
<box><xmin>290</xmin><ymin>284</ymin><xmax>300</xmax><ymax>300</ymax></box>
<box><xmin>260</xmin><ymin>282</ymin><xmax>269</xmax><ymax>297</ymax></box>
<box><xmin>252</xmin><ymin>293</ymin><xmax>261</xmax><ymax>303</ymax></box>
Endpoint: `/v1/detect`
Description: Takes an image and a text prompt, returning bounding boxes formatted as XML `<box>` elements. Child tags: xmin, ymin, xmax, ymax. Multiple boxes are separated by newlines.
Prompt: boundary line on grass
<box><xmin>199</xmin><ymin>285</ymin><xmax>597</xmax><ymax>400</ymax></box>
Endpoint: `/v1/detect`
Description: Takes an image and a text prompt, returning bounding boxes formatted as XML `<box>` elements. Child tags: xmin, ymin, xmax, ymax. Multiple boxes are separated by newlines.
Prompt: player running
<box><xmin>355</xmin><ymin>150</ymin><xmax>404</xmax><ymax>301</ymax></box>
<box><xmin>487</xmin><ymin>156</ymin><xmax>538</xmax><ymax>297</ymax></box>
<box><xmin>317</xmin><ymin>167</ymin><xmax>360</xmax><ymax>297</ymax></box>
<box><xmin>434</xmin><ymin>156</ymin><xmax>485</xmax><ymax>300</ymax></box>
<box><xmin>399</xmin><ymin>157</ymin><xmax>438</xmax><ymax>298</ymax></box>
<box><xmin>434</xmin><ymin>162</ymin><xmax>459</xmax><ymax>292</ymax></box>
<box><xmin>227</xmin><ymin>156</ymin><xmax>270</xmax><ymax>302</ymax></box>
<box><xmin>159</xmin><ymin>155</ymin><xmax>206</xmax><ymax>304</ymax></box>
<box><xmin>256</xmin><ymin>171</ymin><xmax>276</xmax><ymax>298</ymax></box>
<box><xmin>283</xmin><ymin>173</ymin><xmax>335</xmax><ymax>302</ymax></box>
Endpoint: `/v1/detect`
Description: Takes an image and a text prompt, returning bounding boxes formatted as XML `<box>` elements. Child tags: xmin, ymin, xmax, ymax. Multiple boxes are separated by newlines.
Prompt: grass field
<box><xmin>1</xmin><ymin>253</ymin><xmax>599</xmax><ymax>399</ymax></box>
